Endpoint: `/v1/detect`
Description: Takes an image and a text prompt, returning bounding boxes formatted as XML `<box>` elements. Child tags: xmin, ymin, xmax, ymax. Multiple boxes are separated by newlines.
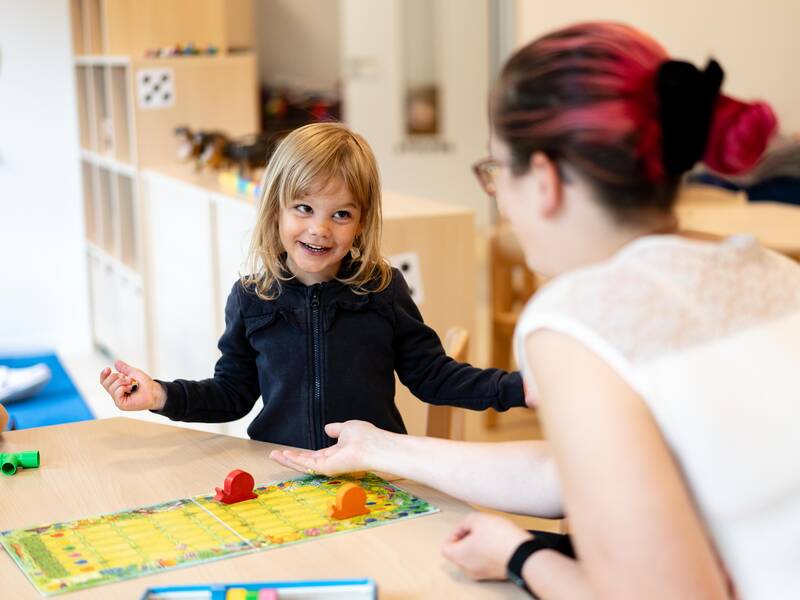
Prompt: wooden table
<box><xmin>0</xmin><ymin>418</ymin><xmax>525</xmax><ymax>599</ymax></box>
<box><xmin>677</xmin><ymin>201</ymin><xmax>800</xmax><ymax>260</ymax></box>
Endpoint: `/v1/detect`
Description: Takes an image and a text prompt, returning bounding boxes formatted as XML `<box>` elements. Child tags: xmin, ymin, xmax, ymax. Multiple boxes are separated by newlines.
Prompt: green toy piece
<box><xmin>1</xmin><ymin>450</ymin><xmax>40</xmax><ymax>476</ymax></box>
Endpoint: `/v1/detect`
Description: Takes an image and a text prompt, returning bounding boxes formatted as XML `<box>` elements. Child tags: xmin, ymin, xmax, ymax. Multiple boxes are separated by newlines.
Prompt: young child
<box><xmin>101</xmin><ymin>122</ymin><xmax>524</xmax><ymax>449</ymax></box>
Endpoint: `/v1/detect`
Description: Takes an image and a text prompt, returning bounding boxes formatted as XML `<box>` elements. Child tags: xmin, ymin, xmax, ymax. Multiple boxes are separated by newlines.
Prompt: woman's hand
<box><xmin>269</xmin><ymin>420</ymin><xmax>391</xmax><ymax>476</ymax></box>
<box><xmin>100</xmin><ymin>359</ymin><xmax>166</xmax><ymax>411</ymax></box>
<box><xmin>441</xmin><ymin>512</ymin><xmax>532</xmax><ymax>580</ymax></box>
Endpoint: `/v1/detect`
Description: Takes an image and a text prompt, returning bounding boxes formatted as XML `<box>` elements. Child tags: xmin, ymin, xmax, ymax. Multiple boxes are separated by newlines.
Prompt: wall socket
<box><xmin>388</xmin><ymin>251</ymin><xmax>425</xmax><ymax>306</ymax></box>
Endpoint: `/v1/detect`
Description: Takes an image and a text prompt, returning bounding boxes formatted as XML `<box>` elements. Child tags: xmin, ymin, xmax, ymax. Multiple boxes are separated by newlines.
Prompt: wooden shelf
<box><xmin>71</xmin><ymin>0</ymin><xmax>257</xmax><ymax>369</ymax></box>
<box><xmin>81</xmin><ymin>160</ymin><xmax>97</xmax><ymax>244</ymax></box>
<box><xmin>75</xmin><ymin>55</ymin><xmax>131</xmax><ymax>67</ymax></box>
<box><xmin>110</xmin><ymin>65</ymin><xmax>132</xmax><ymax>162</ymax></box>
<box><xmin>97</xmin><ymin>166</ymin><xmax>115</xmax><ymax>256</ymax></box>
<box><xmin>116</xmin><ymin>173</ymin><xmax>138</xmax><ymax>269</ymax></box>
<box><xmin>80</xmin><ymin>149</ymin><xmax>135</xmax><ymax>176</ymax></box>
<box><xmin>90</xmin><ymin>65</ymin><xmax>112</xmax><ymax>154</ymax></box>
<box><xmin>75</xmin><ymin>67</ymin><xmax>91</xmax><ymax>149</ymax></box>
<box><xmin>72</xmin><ymin>0</ymin><xmax>253</xmax><ymax>58</ymax></box>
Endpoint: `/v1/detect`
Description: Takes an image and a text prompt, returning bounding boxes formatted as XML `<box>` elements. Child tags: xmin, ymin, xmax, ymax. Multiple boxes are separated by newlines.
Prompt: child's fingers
<box><xmin>99</xmin><ymin>367</ymin><xmax>111</xmax><ymax>384</ymax></box>
<box><xmin>102</xmin><ymin>372</ymin><xmax>122</xmax><ymax>391</ymax></box>
<box><xmin>115</xmin><ymin>359</ymin><xmax>145</xmax><ymax>382</ymax></box>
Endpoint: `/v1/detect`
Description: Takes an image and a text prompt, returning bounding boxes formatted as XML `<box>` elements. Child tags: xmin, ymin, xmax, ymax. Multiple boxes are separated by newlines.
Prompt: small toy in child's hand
<box><xmin>129</xmin><ymin>379</ymin><xmax>139</xmax><ymax>394</ymax></box>
<box><xmin>328</xmin><ymin>483</ymin><xmax>370</xmax><ymax>519</ymax></box>
<box><xmin>214</xmin><ymin>469</ymin><xmax>258</xmax><ymax>504</ymax></box>
<box><xmin>1</xmin><ymin>450</ymin><xmax>40</xmax><ymax>476</ymax></box>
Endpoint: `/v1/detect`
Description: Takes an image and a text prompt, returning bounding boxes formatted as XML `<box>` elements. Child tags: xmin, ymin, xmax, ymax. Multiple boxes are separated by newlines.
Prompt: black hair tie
<box><xmin>656</xmin><ymin>59</ymin><xmax>724</xmax><ymax>176</ymax></box>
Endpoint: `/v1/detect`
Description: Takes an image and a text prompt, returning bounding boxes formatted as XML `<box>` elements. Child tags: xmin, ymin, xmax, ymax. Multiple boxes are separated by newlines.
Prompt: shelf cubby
<box><xmin>69</xmin><ymin>0</ymin><xmax>85</xmax><ymax>55</ymax></box>
<box><xmin>116</xmin><ymin>173</ymin><xmax>138</xmax><ymax>269</ymax></box>
<box><xmin>81</xmin><ymin>160</ymin><xmax>97</xmax><ymax>244</ymax></box>
<box><xmin>85</xmin><ymin>0</ymin><xmax>104</xmax><ymax>55</ymax></box>
<box><xmin>110</xmin><ymin>66</ymin><xmax>132</xmax><ymax>163</ymax></box>
<box><xmin>75</xmin><ymin>66</ymin><xmax>91</xmax><ymax>149</ymax></box>
<box><xmin>97</xmin><ymin>166</ymin><xmax>115</xmax><ymax>255</ymax></box>
<box><xmin>91</xmin><ymin>66</ymin><xmax>112</xmax><ymax>154</ymax></box>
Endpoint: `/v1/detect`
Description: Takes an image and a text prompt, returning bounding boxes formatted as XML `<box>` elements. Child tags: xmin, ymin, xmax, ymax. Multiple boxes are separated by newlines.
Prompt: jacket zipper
<box><xmin>310</xmin><ymin>286</ymin><xmax>323</xmax><ymax>449</ymax></box>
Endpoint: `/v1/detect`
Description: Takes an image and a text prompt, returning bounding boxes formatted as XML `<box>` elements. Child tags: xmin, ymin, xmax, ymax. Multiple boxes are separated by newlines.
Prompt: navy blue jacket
<box><xmin>155</xmin><ymin>268</ymin><xmax>524</xmax><ymax>449</ymax></box>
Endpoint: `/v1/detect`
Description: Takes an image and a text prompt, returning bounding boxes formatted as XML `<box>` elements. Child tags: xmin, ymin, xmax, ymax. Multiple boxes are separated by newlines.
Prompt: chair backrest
<box><xmin>425</xmin><ymin>326</ymin><xmax>470</xmax><ymax>440</ymax></box>
<box><xmin>489</xmin><ymin>222</ymin><xmax>537</xmax><ymax>371</ymax></box>
<box><xmin>675</xmin><ymin>183</ymin><xmax>747</xmax><ymax>207</ymax></box>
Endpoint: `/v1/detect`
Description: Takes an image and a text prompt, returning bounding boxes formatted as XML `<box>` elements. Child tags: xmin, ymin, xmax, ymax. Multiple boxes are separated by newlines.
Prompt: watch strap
<box><xmin>507</xmin><ymin>537</ymin><xmax>549</xmax><ymax>597</ymax></box>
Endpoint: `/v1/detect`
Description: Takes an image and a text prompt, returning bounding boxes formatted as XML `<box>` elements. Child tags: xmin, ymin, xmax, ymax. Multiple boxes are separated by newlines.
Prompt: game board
<box><xmin>1</xmin><ymin>473</ymin><xmax>438</xmax><ymax>596</ymax></box>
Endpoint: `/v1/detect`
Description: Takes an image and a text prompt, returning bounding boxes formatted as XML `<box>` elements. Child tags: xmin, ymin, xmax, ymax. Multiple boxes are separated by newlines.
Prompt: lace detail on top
<box><xmin>515</xmin><ymin>235</ymin><xmax>800</xmax><ymax>373</ymax></box>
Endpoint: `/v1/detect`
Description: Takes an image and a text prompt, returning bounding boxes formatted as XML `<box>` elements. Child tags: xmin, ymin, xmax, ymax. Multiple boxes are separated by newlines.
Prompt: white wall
<box><xmin>0</xmin><ymin>0</ymin><xmax>91</xmax><ymax>355</ymax></box>
<box><xmin>515</xmin><ymin>0</ymin><xmax>800</xmax><ymax>132</ymax></box>
<box><xmin>254</xmin><ymin>0</ymin><xmax>341</xmax><ymax>90</ymax></box>
<box><xmin>341</xmin><ymin>0</ymin><xmax>492</xmax><ymax>226</ymax></box>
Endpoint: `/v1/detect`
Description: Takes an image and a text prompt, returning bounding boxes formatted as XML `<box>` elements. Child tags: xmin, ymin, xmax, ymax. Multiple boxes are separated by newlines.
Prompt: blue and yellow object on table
<box><xmin>141</xmin><ymin>578</ymin><xmax>377</xmax><ymax>599</ymax></box>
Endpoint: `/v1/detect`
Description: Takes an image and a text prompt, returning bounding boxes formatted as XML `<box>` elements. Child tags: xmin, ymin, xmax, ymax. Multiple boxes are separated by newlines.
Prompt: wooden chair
<box><xmin>486</xmin><ymin>222</ymin><xmax>538</xmax><ymax>429</ymax></box>
<box><xmin>675</xmin><ymin>182</ymin><xmax>747</xmax><ymax>207</ymax></box>
<box><xmin>425</xmin><ymin>326</ymin><xmax>469</xmax><ymax>440</ymax></box>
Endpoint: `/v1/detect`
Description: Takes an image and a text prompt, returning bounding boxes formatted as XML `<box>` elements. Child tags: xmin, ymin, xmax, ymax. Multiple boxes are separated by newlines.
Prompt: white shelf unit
<box><xmin>71</xmin><ymin>3</ymin><xmax>258</xmax><ymax>371</ymax></box>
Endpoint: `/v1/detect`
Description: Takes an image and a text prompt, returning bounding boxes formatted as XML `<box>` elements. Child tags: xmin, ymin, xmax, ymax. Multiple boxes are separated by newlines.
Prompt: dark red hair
<box><xmin>492</xmin><ymin>22</ymin><xmax>777</xmax><ymax>221</ymax></box>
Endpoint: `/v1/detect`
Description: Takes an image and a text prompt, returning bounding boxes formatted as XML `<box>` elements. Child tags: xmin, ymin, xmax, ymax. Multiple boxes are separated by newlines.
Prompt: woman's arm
<box><xmin>521</xmin><ymin>330</ymin><xmax>731</xmax><ymax>599</ymax></box>
<box><xmin>271</xmin><ymin>421</ymin><xmax>564</xmax><ymax>517</ymax></box>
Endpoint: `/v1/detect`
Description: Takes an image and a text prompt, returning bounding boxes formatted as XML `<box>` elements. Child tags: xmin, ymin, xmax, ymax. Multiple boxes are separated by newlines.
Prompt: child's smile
<box><xmin>280</xmin><ymin>177</ymin><xmax>362</xmax><ymax>285</ymax></box>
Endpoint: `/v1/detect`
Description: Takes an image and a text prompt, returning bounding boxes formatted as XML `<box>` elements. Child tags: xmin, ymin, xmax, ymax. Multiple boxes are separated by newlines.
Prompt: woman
<box><xmin>273</xmin><ymin>22</ymin><xmax>800</xmax><ymax>599</ymax></box>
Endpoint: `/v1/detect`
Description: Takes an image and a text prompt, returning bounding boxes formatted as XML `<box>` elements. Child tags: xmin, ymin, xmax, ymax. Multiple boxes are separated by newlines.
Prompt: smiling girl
<box><xmin>100</xmin><ymin>123</ymin><xmax>524</xmax><ymax>449</ymax></box>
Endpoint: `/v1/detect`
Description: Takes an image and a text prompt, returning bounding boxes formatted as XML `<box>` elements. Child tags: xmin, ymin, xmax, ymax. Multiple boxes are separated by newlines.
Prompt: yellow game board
<box><xmin>1</xmin><ymin>473</ymin><xmax>438</xmax><ymax>596</ymax></box>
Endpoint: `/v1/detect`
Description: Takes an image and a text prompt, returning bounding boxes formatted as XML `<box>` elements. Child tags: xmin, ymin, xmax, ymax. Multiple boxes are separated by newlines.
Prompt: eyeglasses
<box><xmin>472</xmin><ymin>157</ymin><xmax>508</xmax><ymax>197</ymax></box>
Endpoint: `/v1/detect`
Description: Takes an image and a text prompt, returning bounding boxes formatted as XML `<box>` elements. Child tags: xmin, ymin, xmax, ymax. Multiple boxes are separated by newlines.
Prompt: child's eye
<box><xmin>294</xmin><ymin>204</ymin><xmax>312</xmax><ymax>214</ymax></box>
<box><xmin>333</xmin><ymin>210</ymin><xmax>352</xmax><ymax>220</ymax></box>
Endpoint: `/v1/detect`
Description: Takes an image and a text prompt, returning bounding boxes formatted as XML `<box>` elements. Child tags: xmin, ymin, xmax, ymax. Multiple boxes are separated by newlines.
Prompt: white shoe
<box><xmin>0</xmin><ymin>364</ymin><xmax>52</xmax><ymax>404</ymax></box>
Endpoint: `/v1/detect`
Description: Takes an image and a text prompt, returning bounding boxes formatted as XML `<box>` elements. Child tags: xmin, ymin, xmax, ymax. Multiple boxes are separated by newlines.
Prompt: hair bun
<box><xmin>704</xmin><ymin>96</ymin><xmax>777</xmax><ymax>175</ymax></box>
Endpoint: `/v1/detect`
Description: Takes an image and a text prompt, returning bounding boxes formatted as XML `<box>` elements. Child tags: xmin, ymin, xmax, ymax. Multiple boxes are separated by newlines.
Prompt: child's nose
<box><xmin>309</xmin><ymin>219</ymin><xmax>331</xmax><ymax>237</ymax></box>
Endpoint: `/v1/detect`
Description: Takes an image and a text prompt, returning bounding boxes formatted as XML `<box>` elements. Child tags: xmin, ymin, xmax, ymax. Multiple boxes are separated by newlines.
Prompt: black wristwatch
<box><xmin>507</xmin><ymin>537</ymin><xmax>548</xmax><ymax>597</ymax></box>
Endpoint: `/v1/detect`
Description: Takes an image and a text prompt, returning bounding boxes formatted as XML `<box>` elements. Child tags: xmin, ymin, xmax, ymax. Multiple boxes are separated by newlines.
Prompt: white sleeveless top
<box><xmin>514</xmin><ymin>234</ymin><xmax>800</xmax><ymax>600</ymax></box>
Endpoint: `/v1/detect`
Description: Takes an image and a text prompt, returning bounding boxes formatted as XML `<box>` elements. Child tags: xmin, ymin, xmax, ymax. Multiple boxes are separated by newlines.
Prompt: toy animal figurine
<box><xmin>224</xmin><ymin>132</ymin><xmax>284</xmax><ymax>177</ymax></box>
<box><xmin>174</xmin><ymin>126</ymin><xmax>201</xmax><ymax>162</ymax></box>
<box><xmin>197</xmin><ymin>131</ymin><xmax>232</xmax><ymax>171</ymax></box>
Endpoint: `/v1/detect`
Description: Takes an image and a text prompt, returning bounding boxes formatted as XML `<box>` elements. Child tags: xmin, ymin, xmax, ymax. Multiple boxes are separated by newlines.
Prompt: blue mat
<box><xmin>0</xmin><ymin>353</ymin><xmax>94</xmax><ymax>430</ymax></box>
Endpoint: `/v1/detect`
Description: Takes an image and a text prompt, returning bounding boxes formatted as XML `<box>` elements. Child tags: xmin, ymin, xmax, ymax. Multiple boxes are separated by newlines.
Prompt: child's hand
<box><xmin>99</xmin><ymin>360</ymin><xmax>166</xmax><ymax>412</ymax></box>
<box><xmin>270</xmin><ymin>420</ymin><xmax>388</xmax><ymax>476</ymax></box>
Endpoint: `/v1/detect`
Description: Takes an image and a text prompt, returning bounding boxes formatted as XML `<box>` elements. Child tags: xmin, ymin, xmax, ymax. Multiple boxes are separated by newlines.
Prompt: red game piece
<box><xmin>328</xmin><ymin>483</ymin><xmax>370</xmax><ymax>519</ymax></box>
<box><xmin>214</xmin><ymin>469</ymin><xmax>258</xmax><ymax>504</ymax></box>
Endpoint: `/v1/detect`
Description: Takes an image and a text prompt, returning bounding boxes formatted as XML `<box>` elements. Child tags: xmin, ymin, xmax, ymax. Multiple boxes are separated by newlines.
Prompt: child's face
<box><xmin>279</xmin><ymin>177</ymin><xmax>362</xmax><ymax>286</ymax></box>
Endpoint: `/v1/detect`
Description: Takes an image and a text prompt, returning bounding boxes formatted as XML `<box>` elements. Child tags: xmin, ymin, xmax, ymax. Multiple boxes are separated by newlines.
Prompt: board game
<box><xmin>1</xmin><ymin>473</ymin><xmax>438</xmax><ymax>596</ymax></box>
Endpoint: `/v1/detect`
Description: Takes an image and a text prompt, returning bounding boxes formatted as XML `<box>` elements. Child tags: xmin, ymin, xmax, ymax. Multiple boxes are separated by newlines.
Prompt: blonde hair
<box><xmin>243</xmin><ymin>122</ymin><xmax>392</xmax><ymax>300</ymax></box>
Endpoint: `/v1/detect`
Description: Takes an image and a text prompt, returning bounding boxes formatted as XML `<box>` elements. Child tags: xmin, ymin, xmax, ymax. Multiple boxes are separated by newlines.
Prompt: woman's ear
<box><xmin>530</xmin><ymin>152</ymin><xmax>564</xmax><ymax>218</ymax></box>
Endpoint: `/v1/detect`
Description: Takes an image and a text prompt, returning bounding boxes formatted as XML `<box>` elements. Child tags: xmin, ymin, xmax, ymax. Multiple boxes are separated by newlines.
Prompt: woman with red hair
<box><xmin>273</xmin><ymin>22</ymin><xmax>798</xmax><ymax>599</ymax></box>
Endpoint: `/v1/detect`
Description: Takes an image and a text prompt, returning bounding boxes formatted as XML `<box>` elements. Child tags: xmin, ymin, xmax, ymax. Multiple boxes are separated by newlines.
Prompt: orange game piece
<box><xmin>328</xmin><ymin>483</ymin><xmax>370</xmax><ymax>519</ymax></box>
<box><xmin>214</xmin><ymin>469</ymin><xmax>258</xmax><ymax>504</ymax></box>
